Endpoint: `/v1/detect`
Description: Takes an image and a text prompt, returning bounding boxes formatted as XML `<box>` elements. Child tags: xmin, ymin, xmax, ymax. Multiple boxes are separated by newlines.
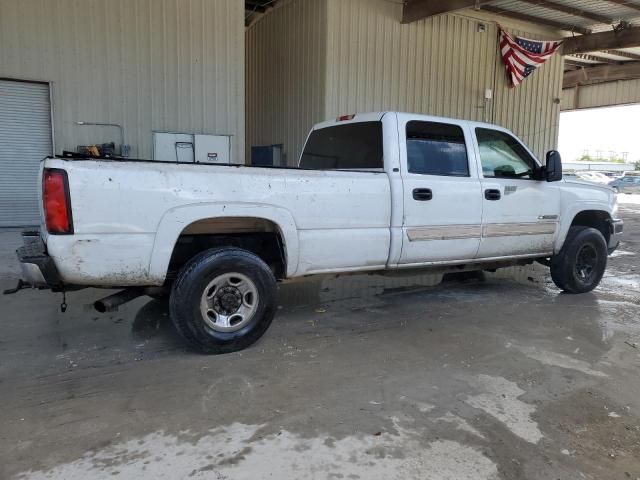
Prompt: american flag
<box><xmin>499</xmin><ymin>27</ymin><xmax>563</xmax><ymax>87</ymax></box>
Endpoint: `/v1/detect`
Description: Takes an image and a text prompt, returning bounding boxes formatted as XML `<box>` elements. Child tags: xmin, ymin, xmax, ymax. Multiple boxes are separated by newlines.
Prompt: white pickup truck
<box><xmin>9</xmin><ymin>112</ymin><xmax>623</xmax><ymax>354</ymax></box>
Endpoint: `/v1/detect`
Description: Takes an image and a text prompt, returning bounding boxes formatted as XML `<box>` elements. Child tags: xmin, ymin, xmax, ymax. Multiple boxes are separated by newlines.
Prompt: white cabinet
<box><xmin>153</xmin><ymin>132</ymin><xmax>232</xmax><ymax>164</ymax></box>
<box><xmin>194</xmin><ymin>134</ymin><xmax>231</xmax><ymax>164</ymax></box>
<box><xmin>153</xmin><ymin>133</ymin><xmax>194</xmax><ymax>163</ymax></box>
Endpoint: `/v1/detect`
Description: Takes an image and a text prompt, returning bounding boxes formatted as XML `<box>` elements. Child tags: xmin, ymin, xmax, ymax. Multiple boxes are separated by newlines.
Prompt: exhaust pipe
<box><xmin>94</xmin><ymin>288</ymin><xmax>145</xmax><ymax>313</ymax></box>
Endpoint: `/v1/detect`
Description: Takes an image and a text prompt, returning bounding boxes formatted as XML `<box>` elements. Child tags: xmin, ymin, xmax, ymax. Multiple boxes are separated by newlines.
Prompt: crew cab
<box><xmin>9</xmin><ymin>112</ymin><xmax>623</xmax><ymax>353</ymax></box>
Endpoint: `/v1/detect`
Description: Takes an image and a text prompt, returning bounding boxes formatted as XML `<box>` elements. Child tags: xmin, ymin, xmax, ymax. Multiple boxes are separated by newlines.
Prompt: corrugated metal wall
<box><xmin>325</xmin><ymin>0</ymin><xmax>563</xmax><ymax>160</ymax></box>
<box><xmin>0</xmin><ymin>0</ymin><xmax>244</xmax><ymax>160</ymax></box>
<box><xmin>324</xmin><ymin>1</ymin><xmax>494</xmax><ymax>123</ymax></box>
<box><xmin>246</xmin><ymin>0</ymin><xmax>327</xmax><ymax>165</ymax></box>
<box><xmin>0</xmin><ymin>80</ymin><xmax>52</xmax><ymax>226</ymax></box>
<box><xmin>491</xmin><ymin>26</ymin><xmax>564</xmax><ymax>160</ymax></box>
<box><xmin>247</xmin><ymin>0</ymin><xmax>564</xmax><ymax>163</ymax></box>
<box><xmin>561</xmin><ymin>80</ymin><xmax>640</xmax><ymax>111</ymax></box>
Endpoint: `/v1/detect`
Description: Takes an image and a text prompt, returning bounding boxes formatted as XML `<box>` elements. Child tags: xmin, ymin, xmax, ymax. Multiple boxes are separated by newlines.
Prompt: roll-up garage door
<box><xmin>0</xmin><ymin>80</ymin><xmax>53</xmax><ymax>227</ymax></box>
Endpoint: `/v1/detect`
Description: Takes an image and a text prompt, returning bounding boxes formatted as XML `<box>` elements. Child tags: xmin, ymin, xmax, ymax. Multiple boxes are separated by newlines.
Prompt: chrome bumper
<box><xmin>608</xmin><ymin>219</ymin><xmax>624</xmax><ymax>254</ymax></box>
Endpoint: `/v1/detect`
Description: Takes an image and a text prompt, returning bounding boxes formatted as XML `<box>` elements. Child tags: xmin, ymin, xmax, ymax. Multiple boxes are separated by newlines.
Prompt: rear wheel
<box><xmin>550</xmin><ymin>226</ymin><xmax>607</xmax><ymax>293</ymax></box>
<box><xmin>170</xmin><ymin>247</ymin><xmax>277</xmax><ymax>354</ymax></box>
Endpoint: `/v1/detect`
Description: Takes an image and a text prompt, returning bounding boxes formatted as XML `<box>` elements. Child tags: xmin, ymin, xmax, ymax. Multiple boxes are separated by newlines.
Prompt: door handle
<box><xmin>413</xmin><ymin>188</ymin><xmax>433</xmax><ymax>201</ymax></box>
<box><xmin>484</xmin><ymin>189</ymin><xmax>501</xmax><ymax>201</ymax></box>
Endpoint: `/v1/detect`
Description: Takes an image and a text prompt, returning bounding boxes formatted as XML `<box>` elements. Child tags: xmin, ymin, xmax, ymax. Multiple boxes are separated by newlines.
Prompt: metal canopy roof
<box><xmin>403</xmin><ymin>0</ymin><xmax>640</xmax><ymax>88</ymax></box>
<box><xmin>490</xmin><ymin>0</ymin><xmax>640</xmax><ymax>31</ymax></box>
<box><xmin>487</xmin><ymin>0</ymin><xmax>640</xmax><ymax>71</ymax></box>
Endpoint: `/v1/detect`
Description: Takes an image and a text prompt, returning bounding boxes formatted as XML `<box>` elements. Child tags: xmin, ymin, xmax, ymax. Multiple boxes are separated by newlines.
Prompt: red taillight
<box><xmin>43</xmin><ymin>168</ymin><xmax>73</xmax><ymax>234</ymax></box>
<box><xmin>337</xmin><ymin>114</ymin><xmax>356</xmax><ymax>121</ymax></box>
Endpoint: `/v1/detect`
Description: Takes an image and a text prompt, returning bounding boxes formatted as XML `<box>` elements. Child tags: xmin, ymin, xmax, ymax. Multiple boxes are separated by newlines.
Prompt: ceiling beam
<box><xmin>571</xmin><ymin>53</ymin><xmax>621</xmax><ymax>63</ymax></box>
<box><xmin>480</xmin><ymin>5</ymin><xmax>592</xmax><ymax>34</ymax></box>
<box><xmin>401</xmin><ymin>0</ymin><xmax>494</xmax><ymax>24</ymax></box>
<box><xmin>565</xmin><ymin>58</ymin><xmax>593</xmax><ymax>66</ymax></box>
<box><xmin>564</xmin><ymin>61</ymin><xmax>640</xmax><ymax>87</ymax></box>
<box><xmin>562</xmin><ymin>26</ymin><xmax>640</xmax><ymax>54</ymax></box>
<box><xmin>603</xmin><ymin>0</ymin><xmax>640</xmax><ymax>13</ymax></box>
<box><xmin>518</xmin><ymin>0</ymin><xmax>613</xmax><ymax>24</ymax></box>
<box><xmin>605</xmin><ymin>49</ymin><xmax>640</xmax><ymax>60</ymax></box>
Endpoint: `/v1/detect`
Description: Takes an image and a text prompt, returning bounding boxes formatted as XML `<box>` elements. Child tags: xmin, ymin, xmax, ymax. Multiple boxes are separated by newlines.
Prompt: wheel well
<box><xmin>571</xmin><ymin>210</ymin><xmax>612</xmax><ymax>244</ymax></box>
<box><xmin>167</xmin><ymin>217</ymin><xmax>287</xmax><ymax>280</ymax></box>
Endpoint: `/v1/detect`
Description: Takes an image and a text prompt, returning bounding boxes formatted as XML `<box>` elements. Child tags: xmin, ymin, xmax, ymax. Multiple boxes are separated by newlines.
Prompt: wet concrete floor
<box><xmin>1</xmin><ymin>198</ymin><xmax>639</xmax><ymax>479</ymax></box>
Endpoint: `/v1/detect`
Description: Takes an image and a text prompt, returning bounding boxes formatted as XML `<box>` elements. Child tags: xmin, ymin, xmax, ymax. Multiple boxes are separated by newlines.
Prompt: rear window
<box><xmin>299</xmin><ymin>122</ymin><xmax>383</xmax><ymax>170</ymax></box>
<box><xmin>406</xmin><ymin>121</ymin><xmax>469</xmax><ymax>176</ymax></box>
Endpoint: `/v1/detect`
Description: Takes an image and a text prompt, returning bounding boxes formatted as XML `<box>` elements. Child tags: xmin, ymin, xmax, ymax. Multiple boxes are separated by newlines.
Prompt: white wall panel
<box><xmin>325</xmin><ymin>0</ymin><xmax>495</xmax><ymax>123</ymax></box>
<box><xmin>0</xmin><ymin>0</ymin><xmax>244</xmax><ymax>161</ymax></box>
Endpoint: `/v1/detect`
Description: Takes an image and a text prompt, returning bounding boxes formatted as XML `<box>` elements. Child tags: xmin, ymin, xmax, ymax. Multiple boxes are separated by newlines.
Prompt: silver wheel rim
<box><xmin>200</xmin><ymin>273</ymin><xmax>259</xmax><ymax>332</ymax></box>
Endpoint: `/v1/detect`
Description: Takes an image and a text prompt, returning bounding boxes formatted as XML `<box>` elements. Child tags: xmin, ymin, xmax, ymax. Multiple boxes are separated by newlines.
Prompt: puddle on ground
<box><xmin>601</xmin><ymin>274</ymin><xmax>640</xmax><ymax>292</ymax></box>
<box><xmin>276</xmin><ymin>272</ymin><xmax>444</xmax><ymax>309</ymax></box>
<box><xmin>275</xmin><ymin>262</ymin><xmax>549</xmax><ymax>311</ymax></box>
<box><xmin>509</xmin><ymin>344</ymin><xmax>608</xmax><ymax>377</ymax></box>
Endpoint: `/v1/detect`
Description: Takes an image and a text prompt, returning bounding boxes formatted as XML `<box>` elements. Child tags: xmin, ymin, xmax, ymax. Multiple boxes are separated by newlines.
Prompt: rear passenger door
<box><xmin>398</xmin><ymin>117</ymin><xmax>483</xmax><ymax>264</ymax></box>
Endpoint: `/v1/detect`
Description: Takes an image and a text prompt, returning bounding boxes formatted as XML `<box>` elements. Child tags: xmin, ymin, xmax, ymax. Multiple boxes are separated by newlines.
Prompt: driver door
<box><xmin>472</xmin><ymin>127</ymin><xmax>561</xmax><ymax>258</ymax></box>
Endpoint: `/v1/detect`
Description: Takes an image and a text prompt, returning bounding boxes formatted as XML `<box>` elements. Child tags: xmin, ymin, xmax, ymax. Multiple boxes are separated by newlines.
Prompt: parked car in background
<box><xmin>576</xmin><ymin>171</ymin><xmax>612</xmax><ymax>184</ymax></box>
<box><xmin>574</xmin><ymin>172</ymin><xmax>596</xmax><ymax>183</ymax></box>
<box><xmin>609</xmin><ymin>175</ymin><xmax>640</xmax><ymax>194</ymax></box>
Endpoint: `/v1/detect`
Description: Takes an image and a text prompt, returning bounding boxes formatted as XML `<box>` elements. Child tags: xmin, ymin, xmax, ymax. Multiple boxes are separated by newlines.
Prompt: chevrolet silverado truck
<box><xmin>8</xmin><ymin>112</ymin><xmax>623</xmax><ymax>354</ymax></box>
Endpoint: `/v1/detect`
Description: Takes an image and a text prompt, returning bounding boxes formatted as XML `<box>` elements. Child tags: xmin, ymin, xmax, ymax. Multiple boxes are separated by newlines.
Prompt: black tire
<box><xmin>550</xmin><ymin>226</ymin><xmax>607</xmax><ymax>293</ymax></box>
<box><xmin>170</xmin><ymin>247</ymin><xmax>277</xmax><ymax>354</ymax></box>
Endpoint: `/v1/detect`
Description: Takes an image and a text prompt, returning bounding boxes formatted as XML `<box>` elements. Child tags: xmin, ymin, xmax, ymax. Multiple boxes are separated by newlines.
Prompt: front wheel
<box><xmin>550</xmin><ymin>226</ymin><xmax>607</xmax><ymax>293</ymax></box>
<box><xmin>170</xmin><ymin>247</ymin><xmax>277</xmax><ymax>354</ymax></box>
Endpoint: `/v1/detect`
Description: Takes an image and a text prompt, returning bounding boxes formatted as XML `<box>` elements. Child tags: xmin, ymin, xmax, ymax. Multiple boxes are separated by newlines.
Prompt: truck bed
<box><xmin>41</xmin><ymin>157</ymin><xmax>392</xmax><ymax>286</ymax></box>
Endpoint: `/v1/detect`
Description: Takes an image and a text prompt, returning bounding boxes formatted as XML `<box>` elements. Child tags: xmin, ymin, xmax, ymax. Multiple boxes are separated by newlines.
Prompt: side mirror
<box><xmin>545</xmin><ymin>150</ymin><xmax>563</xmax><ymax>182</ymax></box>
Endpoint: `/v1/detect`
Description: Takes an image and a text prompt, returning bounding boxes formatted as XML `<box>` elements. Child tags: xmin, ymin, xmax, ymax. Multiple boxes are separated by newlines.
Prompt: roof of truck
<box><xmin>312</xmin><ymin>112</ymin><xmax>503</xmax><ymax>131</ymax></box>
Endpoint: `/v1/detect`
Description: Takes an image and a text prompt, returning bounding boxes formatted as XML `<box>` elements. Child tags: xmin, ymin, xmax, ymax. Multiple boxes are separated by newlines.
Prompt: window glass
<box><xmin>476</xmin><ymin>128</ymin><xmax>537</xmax><ymax>179</ymax></box>
<box><xmin>299</xmin><ymin>122</ymin><xmax>383</xmax><ymax>170</ymax></box>
<box><xmin>406</xmin><ymin>121</ymin><xmax>469</xmax><ymax>176</ymax></box>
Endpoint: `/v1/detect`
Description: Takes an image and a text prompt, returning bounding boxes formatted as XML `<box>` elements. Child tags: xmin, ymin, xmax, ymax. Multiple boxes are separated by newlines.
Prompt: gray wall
<box><xmin>247</xmin><ymin>0</ymin><xmax>564</xmax><ymax>163</ymax></box>
<box><xmin>246</xmin><ymin>0</ymin><xmax>327</xmax><ymax>165</ymax></box>
<box><xmin>0</xmin><ymin>0</ymin><xmax>245</xmax><ymax>160</ymax></box>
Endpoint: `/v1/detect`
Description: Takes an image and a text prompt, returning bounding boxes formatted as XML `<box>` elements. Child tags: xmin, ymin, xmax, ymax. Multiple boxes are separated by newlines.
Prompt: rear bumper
<box><xmin>16</xmin><ymin>231</ymin><xmax>63</xmax><ymax>289</ymax></box>
<box><xmin>608</xmin><ymin>219</ymin><xmax>624</xmax><ymax>254</ymax></box>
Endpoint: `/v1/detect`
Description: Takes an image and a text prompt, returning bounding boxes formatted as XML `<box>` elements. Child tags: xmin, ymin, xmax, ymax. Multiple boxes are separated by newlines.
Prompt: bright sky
<box><xmin>558</xmin><ymin>104</ymin><xmax>640</xmax><ymax>163</ymax></box>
